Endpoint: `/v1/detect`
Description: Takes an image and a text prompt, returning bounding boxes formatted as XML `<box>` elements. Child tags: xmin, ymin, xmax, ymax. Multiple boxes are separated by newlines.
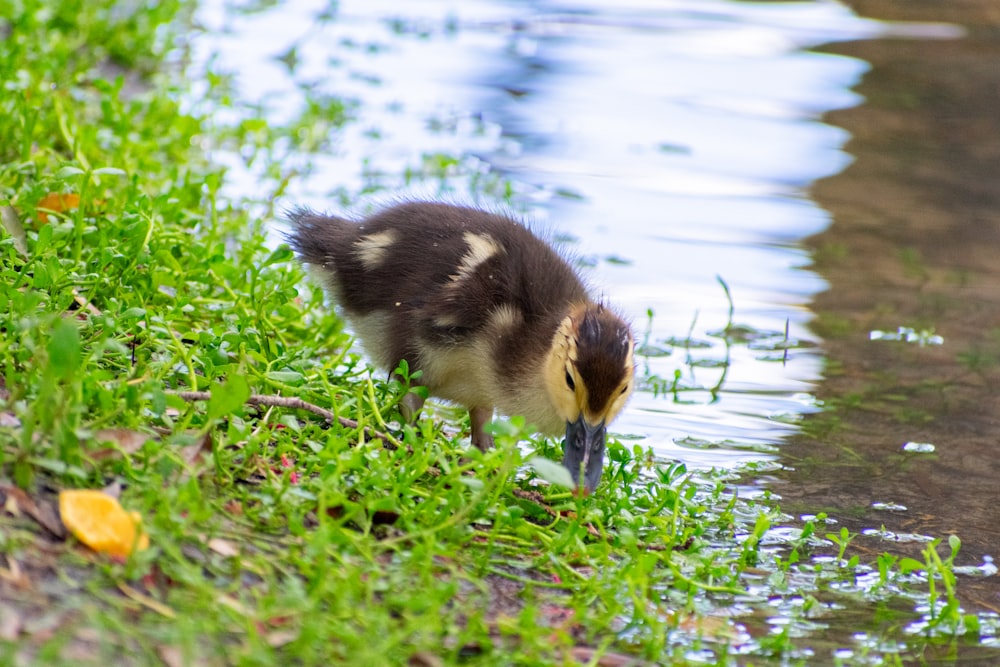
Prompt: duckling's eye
<box><xmin>564</xmin><ymin>370</ymin><xmax>576</xmax><ymax>391</ymax></box>
<box><xmin>620</xmin><ymin>384</ymin><xmax>629</xmax><ymax>395</ymax></box>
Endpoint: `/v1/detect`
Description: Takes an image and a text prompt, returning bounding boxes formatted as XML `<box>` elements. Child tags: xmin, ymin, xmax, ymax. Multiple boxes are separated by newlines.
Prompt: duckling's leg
<box><xmin>470</xmin><ymin>407</ymin><xmax>494</xmax><ymax>451</ymax></box>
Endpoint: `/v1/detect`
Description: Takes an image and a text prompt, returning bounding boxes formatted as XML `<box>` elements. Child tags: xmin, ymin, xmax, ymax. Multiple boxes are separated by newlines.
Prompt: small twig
<box><xmin>169</xmin><ymin>391</ymin><xmax>401</xmax><ymax>449</ymax></box>
<box><xmin>172</xmin><ymin>391</ymin><xmax>333</xmax><ymax>420</ymax></box>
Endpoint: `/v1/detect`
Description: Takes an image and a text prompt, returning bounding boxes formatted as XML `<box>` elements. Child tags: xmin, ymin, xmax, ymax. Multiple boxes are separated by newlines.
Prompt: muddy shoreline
<box><xmin>783</xmin><ymin>1</ymin><xmax>1000</xmax><ymax>611</ymax></box>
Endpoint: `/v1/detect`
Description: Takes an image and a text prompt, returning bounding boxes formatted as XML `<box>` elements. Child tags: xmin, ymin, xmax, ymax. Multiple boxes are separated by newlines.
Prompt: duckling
<box><xmin>286</xmin><ymin>202</ymin><xmax>634</xmax><ymax>493</ymax></box>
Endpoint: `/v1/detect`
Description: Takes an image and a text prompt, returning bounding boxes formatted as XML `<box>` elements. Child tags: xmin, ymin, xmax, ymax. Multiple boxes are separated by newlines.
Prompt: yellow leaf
<box><xmin>36</xmin><ymin>193</ymin><xmax>81</xmax><ymax>223</ymax></box>
<box><xmin>58</xmin><ymin>490</ymin><xmax>149</xmax><ymax>557</ymax></box>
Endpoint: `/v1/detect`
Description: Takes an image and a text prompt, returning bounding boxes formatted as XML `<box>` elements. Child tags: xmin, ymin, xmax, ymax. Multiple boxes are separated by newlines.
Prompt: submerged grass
<box><xmin>0</xmin><ymin>0</ymin><xmax>998</xmax><ymax>665</ymax></box>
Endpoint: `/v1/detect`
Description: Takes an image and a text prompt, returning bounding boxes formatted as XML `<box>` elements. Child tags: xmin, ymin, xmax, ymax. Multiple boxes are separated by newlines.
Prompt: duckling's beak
<box><xmin>563</xmin><ymin>417</ymin><xmax>606</xmax><ymax>494</ymax></box>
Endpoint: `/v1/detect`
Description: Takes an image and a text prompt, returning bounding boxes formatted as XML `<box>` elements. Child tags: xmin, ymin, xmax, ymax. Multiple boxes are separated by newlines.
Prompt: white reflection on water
<box><xmin>191</xmin><ymin>0</ymin><xmax>883</xmax><ymax>470</ymax></box>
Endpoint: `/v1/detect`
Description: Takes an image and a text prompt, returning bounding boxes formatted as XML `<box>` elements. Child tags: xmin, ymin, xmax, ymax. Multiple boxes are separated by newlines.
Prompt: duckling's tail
<box><xmin>283</xmin><ymin>207</ymin><xmax>351</xmax><ymax>266</ymax></box>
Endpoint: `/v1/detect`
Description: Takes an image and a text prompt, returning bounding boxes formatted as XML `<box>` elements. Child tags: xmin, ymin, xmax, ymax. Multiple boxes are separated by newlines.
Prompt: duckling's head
<box><xmin>545</xmin><ymin>303</ymin><xmax>635</xmax><ymax>493</ymax></box>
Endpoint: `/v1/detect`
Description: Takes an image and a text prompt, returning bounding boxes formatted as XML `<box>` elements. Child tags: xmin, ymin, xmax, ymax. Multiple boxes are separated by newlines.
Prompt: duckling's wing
<box><xmin>406</xmin><ymin>206</ymin><xmax>588</xmax><ymax>346</ymax></box>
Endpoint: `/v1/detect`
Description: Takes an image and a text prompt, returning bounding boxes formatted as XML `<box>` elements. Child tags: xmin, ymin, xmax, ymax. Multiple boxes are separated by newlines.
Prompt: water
<box><xmin>193</xmin><ymin>0</ymin><xmax>878</xmax><ymax>472</ymax></box>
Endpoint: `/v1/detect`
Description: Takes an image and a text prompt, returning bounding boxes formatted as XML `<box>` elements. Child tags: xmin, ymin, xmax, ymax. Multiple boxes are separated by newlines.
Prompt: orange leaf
<box><xmin>58</xmin><ymin>489</ymin><xmax>149</xmax><ymax>557</ymax></box>
<box><xmin>37</xmin><ymin>193</ymin><xmax>81</xmax><ymax>223</ymax></box>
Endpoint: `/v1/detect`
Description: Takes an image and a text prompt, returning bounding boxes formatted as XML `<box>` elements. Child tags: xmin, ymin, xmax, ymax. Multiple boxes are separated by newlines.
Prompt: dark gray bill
<box><xmin>562</xmin><ymin>416</ymin><xmax>607</xmax><ymax>493</ymax></box>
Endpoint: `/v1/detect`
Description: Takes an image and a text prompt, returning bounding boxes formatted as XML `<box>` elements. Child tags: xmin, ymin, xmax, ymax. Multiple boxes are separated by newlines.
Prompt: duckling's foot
<box><xmin>469</xmin><ymin>406</ymin><xmax>494</xmax><ymax>451</ymax></box>
<box><xmin>399</xmin><ymin>389</ymin><xmax>426</xmax><ymax>424</ymax></box>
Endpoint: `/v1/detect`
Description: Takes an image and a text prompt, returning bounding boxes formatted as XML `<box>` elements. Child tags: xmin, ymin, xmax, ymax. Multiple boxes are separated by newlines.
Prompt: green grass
<box><xmin>1</xmin><ymin>0</ymin><xmax>997</xmax><ymax>665</ymax></box>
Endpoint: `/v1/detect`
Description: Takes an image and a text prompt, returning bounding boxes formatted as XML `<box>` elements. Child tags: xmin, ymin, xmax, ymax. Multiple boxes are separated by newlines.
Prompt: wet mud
<box><xmin>777</xmin><ymin>0</ymin><xmax>1000</xmax><ymax>611</ymax></box>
